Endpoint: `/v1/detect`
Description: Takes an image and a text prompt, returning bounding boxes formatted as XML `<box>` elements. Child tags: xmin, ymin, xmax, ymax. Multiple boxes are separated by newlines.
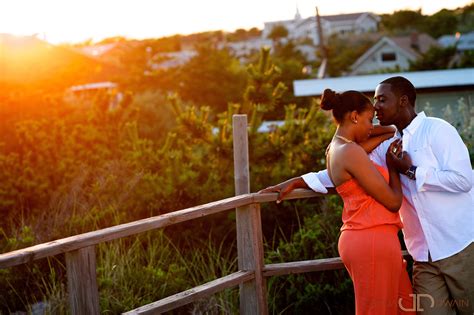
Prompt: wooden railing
<box><xmin>0</xmin><ymin>115</ymin><xmax>407</xmax><ymax>314</ymax></box>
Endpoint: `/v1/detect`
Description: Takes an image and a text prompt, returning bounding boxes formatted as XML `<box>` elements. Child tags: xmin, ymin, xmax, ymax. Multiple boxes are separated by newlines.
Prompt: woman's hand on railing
<box><xmin>258</xmin><ymin>177</ymin><xmax>308</xmax><ymax>204</ymax></box>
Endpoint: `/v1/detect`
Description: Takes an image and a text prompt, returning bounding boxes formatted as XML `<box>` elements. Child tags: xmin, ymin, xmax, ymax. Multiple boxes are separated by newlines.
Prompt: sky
<box><xmin>0</xmin><ymin>0</ymin><xmax>472</xmax><ymax>44</ymax></box>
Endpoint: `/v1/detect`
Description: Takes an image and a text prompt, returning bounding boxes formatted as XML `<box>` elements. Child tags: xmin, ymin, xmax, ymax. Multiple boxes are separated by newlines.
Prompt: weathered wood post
<box><xmin>65</xmin><ymin>245</ymin><xmax>100</xmax><ymax>315</ymax></box>
<box><xmin>232</xmin><ymin>114</ymin><xmax>268</xmax><ymax>314</ymax></box>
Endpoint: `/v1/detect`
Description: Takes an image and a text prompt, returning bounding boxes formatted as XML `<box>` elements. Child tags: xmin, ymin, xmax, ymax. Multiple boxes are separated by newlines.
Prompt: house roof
<box><xmin>390</xmin><ymin>33</ymin><xmax>439</xmax><ymax>57</ymax></box>
<box><xmin>268</xmin><ymin>12</ymin><xmax>380</xmax><ymax>28</ymax></box>
<box><xmin>322</xmin><ymin>12</ymin><xmax>375</xmax><ymax>22</ymax></box>
<box><xmin>293</xmin><ymin>68</ymin><xmax>474</xmax><ymax>96</ymax></box>
<box><xmin>78</xmin><ymin>43</ymin><xmax>117</xmax><ymax>57</ymax></box>
<box><xmin>350</xmin><ymin>33</ymin><xmax>438</xmax><ymax>73</ymax></box>
<box><xmin>439</xmin><ymin>31</ymin><xmax>474</xmax><ymax>51</ymax></box>
<box><xmin>69</xmin><ymin>82</ymin><xmax>118</xmax><ymax>91</ymax></box>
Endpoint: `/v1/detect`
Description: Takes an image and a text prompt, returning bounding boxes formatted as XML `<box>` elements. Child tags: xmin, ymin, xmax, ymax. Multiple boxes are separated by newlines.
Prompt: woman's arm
<box><xmin>344</xmin><ymin>143</ymin><xmax>402</xmax><ymax>212</ymax></box>
<box><xmin>359</xmin><ymin>125</ymin><xmax>396</xmax><ymax>153</ymax></box>
<box><xmin>359</xmin><ymin>133</ymin><xmax>393</xmax><ymax>153</ymax></box>
<box><xmin>370</xmin><ymin>125</ymin><xmax>396</xmax><ymax>137</ymax></box>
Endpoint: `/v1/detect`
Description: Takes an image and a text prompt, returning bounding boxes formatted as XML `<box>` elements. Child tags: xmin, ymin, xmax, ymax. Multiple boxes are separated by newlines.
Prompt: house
<box><xmin>65</xmin><ymin>81</ymin><xmax>123</xmax><ymax>110</ymax></box>
<box><xmin>78</xmin><ymin>42</ymin><xmax>117</xmax><ymax>57</ymax></box>
<box><xmin>218</xmin><ymin>37</ymin><xmax>273</xmax><ymax>62</ymax></box>
<box><xmin>262</xmin><ymin>9</ymin><xmax>304</xmax><ymax>42</ymax></box>
<box><xmin>350</xmin><ymin>33</ymin><xmax>439</xmax><ymax>75</ymax></box>
<box><xmin>262</xmin><ymin>11</ymin><xmax>380</xmax><ymax>46</ymax></box>
<box><xmin>148</xmin><ymin>50</ymin><xmax>197</xmax><ymax>71</ymax></box>
<box><xmin>439</xmin><ymin>31</ymin><xmax>474</xmax><ymax>52</ymax></box>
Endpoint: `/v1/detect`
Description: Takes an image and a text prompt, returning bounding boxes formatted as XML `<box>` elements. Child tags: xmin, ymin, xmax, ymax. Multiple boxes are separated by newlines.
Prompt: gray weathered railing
<box><xmin>0</xmin><ymin>115</ymin><xmax>408</xmax><ymax>314</ymax></box>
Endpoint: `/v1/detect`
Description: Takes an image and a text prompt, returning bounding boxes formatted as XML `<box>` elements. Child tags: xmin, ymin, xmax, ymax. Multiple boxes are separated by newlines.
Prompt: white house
<box><xmin>262</xmin><ymin>9</ymin><xmax>304</xmax><ymax>42</ymax></box>
<box><xmin>65</xmin><ymin>82</ymin><xmax>123</xmax><ymax>110</ymax></box>
<box><xmin>262</xmin><ymin>11</ymin><xmax>380</xmax><ymax>46</ymax></box>
<box><xmin>148</xmin><ymin>50</ymin><xmax>197</xmax><ymax>71</ymax></box>
<box><xmin>350</xmin><ymin>33</ymin><xmax>439</xmax><ymax>75</ymax></box>
<box><xmin>78</xmin><ymin>43</ymin><xmax>117</xmax><ymax>57</ymax></box>
<box><xmin>218</xmin><ymin>37</ymin><xmax>273</xmax><ymax>61</ymax></box>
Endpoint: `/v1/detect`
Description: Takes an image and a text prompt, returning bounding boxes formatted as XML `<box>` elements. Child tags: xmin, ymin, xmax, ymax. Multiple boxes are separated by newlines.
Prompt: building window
<box><xmin>381</xmin><ymin>52</ymin><xmax>396</xmax><ymax>62</ymax></box>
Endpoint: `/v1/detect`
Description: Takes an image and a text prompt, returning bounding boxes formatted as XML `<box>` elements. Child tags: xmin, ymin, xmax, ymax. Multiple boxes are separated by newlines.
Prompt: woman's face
<box><xmin>355</xmin><ymin>106</ymin><xmax>375</xmax><ymax>143</ymax></box>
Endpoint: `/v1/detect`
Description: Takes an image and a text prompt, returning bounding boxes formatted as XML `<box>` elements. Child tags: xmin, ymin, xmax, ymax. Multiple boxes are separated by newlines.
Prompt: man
<box><xmin>372</xmin><ymin>77</ymin><xmax>473</xmax><ymax>314</ymax></box>
<box><xmin>292</xmin><ymin>76</ymin><xmax>473</xmax><ymax>314</ymax></box>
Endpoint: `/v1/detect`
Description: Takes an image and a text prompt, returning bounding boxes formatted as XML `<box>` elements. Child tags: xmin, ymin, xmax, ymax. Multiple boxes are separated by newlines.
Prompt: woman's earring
<box><xmin>353</xmin><ymin>120</ymin><xmax>358</xmax><ymax>124</ymax></box>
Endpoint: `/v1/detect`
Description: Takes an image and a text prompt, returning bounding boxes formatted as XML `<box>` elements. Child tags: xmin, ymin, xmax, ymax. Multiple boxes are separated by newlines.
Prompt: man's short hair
<box><xmin>380</xmin><ymin>76</ymin><xmax>416</xmax><ymax>107</ymax></box>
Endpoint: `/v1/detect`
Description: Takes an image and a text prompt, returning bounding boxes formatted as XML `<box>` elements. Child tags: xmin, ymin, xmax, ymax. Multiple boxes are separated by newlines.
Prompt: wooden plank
<box><xmin>65</xmin><ymin>246</ymin><xmax>100</xmax><ymax>315</ymax></box>
<box><xmin>252</xmin><ymin>189</ymin><xmax>322</xmax><ymax>203</ymax></box>
<box><xmin>249</xmin><ymin>203</ymin><xmax>267</xmax><ymax>314</ymax></box>
<box><xmin>233</xmin><ymin>115</ymin><xmax>250</xmax><ymax>196</ymax></box>
<box><xmin>0</xmin><ymin>194</ymin><xmax>253</xmax><ymax>269</ymax></box>
<box><xmin>263</xmin><ymin>257</ymin><xmax>345</xmax><ymax>277</ymax></box>
<box><xmin>264</xmin><ymin>250</ymin><xmax>413</xmax><ymax>277</ymax></box>
<box><xmin>236</xmin><ymin>204</ymin><xmax>268</xmax><ymax>315</ymax></box>
<box><xmin>0</xmin><ymin>188</ymin><xmax>325</xmax><ymax>269</ymax></box>
<box><xmin>123</xmin><ymin>270</ymin><xmax>254</xmax><ymax>314</ymax></box>
<box><xmin>233</xmin><ymin>115</ymin><xmax>268</xmax><ymax>315</ymax></box>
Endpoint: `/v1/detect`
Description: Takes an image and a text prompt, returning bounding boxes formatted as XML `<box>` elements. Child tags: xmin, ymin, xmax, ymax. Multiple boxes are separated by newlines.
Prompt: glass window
<box><xmin>381</xmin><ymin>52</ymin><xmax>396</xmax><ymax>62</ymax></box>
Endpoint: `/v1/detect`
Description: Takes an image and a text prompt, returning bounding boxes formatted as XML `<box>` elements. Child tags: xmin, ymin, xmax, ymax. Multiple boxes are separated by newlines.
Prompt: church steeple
<box><xmin>294</xmin><ymin>3</ymin><xmax>302</xmax><ymax>20</ymax></box>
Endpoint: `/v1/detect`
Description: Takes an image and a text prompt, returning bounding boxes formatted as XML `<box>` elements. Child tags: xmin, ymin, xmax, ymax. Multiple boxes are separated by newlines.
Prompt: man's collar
<box><xmin>403</xmin><ymin>111</ymin><xmax>426</xmax><ymax>136</ymax></box>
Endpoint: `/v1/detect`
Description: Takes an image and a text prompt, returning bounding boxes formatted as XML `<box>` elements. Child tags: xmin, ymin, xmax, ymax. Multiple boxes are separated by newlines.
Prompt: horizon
<box><xmin>0</xmin><ymin>0</ymin><xmax>472</xmax><ymax>45</ymax></box>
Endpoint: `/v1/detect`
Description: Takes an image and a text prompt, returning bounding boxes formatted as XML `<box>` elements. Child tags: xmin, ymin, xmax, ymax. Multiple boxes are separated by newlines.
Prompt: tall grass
<box><xmin>2</xmin><ymin>228</ymin><xmax>239</xmax><ymax>314</ymax></box>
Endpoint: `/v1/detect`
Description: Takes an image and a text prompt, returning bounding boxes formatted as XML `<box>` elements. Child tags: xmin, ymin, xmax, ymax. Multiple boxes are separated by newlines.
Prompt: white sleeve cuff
<box><xmin>415</xmin><ymin>166</ymin><xmax>428</xmax><ymax>192</ymax></box>
<box><xmin>301</xmin><ymin>170</ymin><xmax>332</xmax><ymax>194</ymax></box>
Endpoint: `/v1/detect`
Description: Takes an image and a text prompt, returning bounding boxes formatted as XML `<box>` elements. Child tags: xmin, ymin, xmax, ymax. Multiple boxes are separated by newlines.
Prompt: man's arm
<box><xmin>302</xmin><ymin>137</ymin><xmax>394</xmax><ymax>193</ymax></box>
<box><xmin>414</xmin><ymin>125</ymin><xmax>472</xmax><ymax>193</ymax></box>
<box><xmin>301</xmin><ymin>170</ymin><xmax>332</xmax><ymax>193</ymax></box>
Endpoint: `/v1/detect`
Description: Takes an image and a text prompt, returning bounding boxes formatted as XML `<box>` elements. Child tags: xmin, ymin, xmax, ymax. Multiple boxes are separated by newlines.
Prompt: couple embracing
<box><xmin>261</xmin><ymin>76</ymin><xmax>473</xmax><ymax>315</ymax></box>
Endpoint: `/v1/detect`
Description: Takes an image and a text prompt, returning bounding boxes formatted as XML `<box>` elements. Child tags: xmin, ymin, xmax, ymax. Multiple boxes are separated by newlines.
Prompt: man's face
<box><xmin>373</xmin><ymin>83</ymin><xmax>401</xmax><ymax>126</ymax></box>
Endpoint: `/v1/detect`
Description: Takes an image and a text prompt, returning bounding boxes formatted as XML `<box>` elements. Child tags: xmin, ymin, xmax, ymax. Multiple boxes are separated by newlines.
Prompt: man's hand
<box><xmin>258</xmin><ymin>181</ymin><xmax>295</xmax><ymax>204</ymax></box>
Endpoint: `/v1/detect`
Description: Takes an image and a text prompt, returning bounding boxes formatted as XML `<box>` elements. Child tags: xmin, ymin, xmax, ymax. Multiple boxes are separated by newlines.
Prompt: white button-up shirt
<box><xmin>302</xmin><ymin>112</ymin><xmax>474</xmax><ymax>262</ymax></box>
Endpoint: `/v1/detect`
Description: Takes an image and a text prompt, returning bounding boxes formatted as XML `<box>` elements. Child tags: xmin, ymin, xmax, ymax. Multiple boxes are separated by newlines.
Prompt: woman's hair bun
<box><xmin>320</xmin><ymin>88</ymin><xmax>341</xmax><ymax>111</ymax></box>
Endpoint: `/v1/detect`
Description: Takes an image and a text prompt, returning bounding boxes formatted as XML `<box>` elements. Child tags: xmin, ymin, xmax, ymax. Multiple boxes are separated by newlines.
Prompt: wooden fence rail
<box><xmin>0</xmin><ymin>115</ymin><xmax>410</xmax><ymax>314</ymax></box>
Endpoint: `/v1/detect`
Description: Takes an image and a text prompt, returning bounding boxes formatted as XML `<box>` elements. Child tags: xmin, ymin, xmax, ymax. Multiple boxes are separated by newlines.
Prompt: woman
<box><xmin>260</xmin><ymin>89</ymin><xmax>414</xmax><ymax>314</ymax></box>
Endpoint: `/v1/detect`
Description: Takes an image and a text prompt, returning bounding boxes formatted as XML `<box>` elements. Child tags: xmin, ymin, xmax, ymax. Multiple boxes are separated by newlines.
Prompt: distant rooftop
<box><xmin>389</xmin><ymin>33</ymin><xmax>439</xmax><ymax>57</ymax></box>
<box><xmin>322</xmin><ymin>12</ymin><xmax>371</xmax><ymax>22</ymax></box>
<box><xmin>293</xmin><ymin>68</ymin><xmax>474</xmax><ymax>96</ymax></box>
<box><xmin>69</xmin><ymin>82</ymin><xmax>117</xmax><ymax>91</ymax></box>
<box><xmin>439</xmin><ymin>31</ymin><xmax>474</xmax><ymax>51</ymax></box>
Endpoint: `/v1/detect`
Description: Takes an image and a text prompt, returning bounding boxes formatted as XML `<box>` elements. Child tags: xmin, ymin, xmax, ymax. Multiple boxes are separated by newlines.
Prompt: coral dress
<box><xmin>336</xmin><ymin>163</ymin><xmax>415</xmax><ymax>315</ymax></box>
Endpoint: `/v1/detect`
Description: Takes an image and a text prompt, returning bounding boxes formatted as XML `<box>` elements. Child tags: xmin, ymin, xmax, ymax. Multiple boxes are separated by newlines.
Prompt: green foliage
<box><xmin>225</xmin><ymin>27</ymin><xmax>262</xmax><ymax>42</ymax></box>
<box><xmin>265</xmin><ymin>196</ymin><xmax>354</xmax><ymax>314</ymax></box>
<box><xmin>176</xmin><ymin>44</ymin><xmax>248</xmax><ymax>113</ymax></box>
<box><xmin>458</xmin><ymin>4</ymin><xmax>474</xmax><ymax>32</ymax></box>
<box><xmin>267</xmin><ymin>25</ymin><xmax>289</xmax><ymax>41</ymax></box>
<box><xmin>445</xmin><ymin>99</ymin><xmax>474</xmax><ymax>163</ymax></box>
<box><xmin>409</xmin><ymin>45</ymin><xmax>457</xmax><ymax>70</ymax></box>
<box><xmin>4</xmin><ymin>42</ymin><xmax>470</xmax><ymax>314</ymax></box>
<box><xmin>380</xmin><ymin>5</ymin><xmax>473</xmax><ymax>39</ymax></box>
<box><xmin>424</xmin><ymin>9</ymin><xmax>459</xmax><ymax>38</ymax></box>
<box><xmin>458</xmin><ymin>50</ymin><xmax>474</xmax><ymax>68</ymax></box>
<box><xmin>0</xmin><ymin>43</ymin><xmax>343</xmax><ymax>309</ymax></box>
<box><xmin>322</xmin><ymin>34</ymin><xmax>376</xmax><ymax>77</ymax></box>
<box><xmin>243</xmin><ymin>47</ymin><xmax>287</xmax><ymax>115</ymax></box>
<box><xmin>97</xmin><ymin>231</ymin><xmax>238</xmax><ymax>314</ymax></box>
<box><xmin>380</xmin><ymin>10</ymin><xmax>426</xmax><ymax>34</ymax></box>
